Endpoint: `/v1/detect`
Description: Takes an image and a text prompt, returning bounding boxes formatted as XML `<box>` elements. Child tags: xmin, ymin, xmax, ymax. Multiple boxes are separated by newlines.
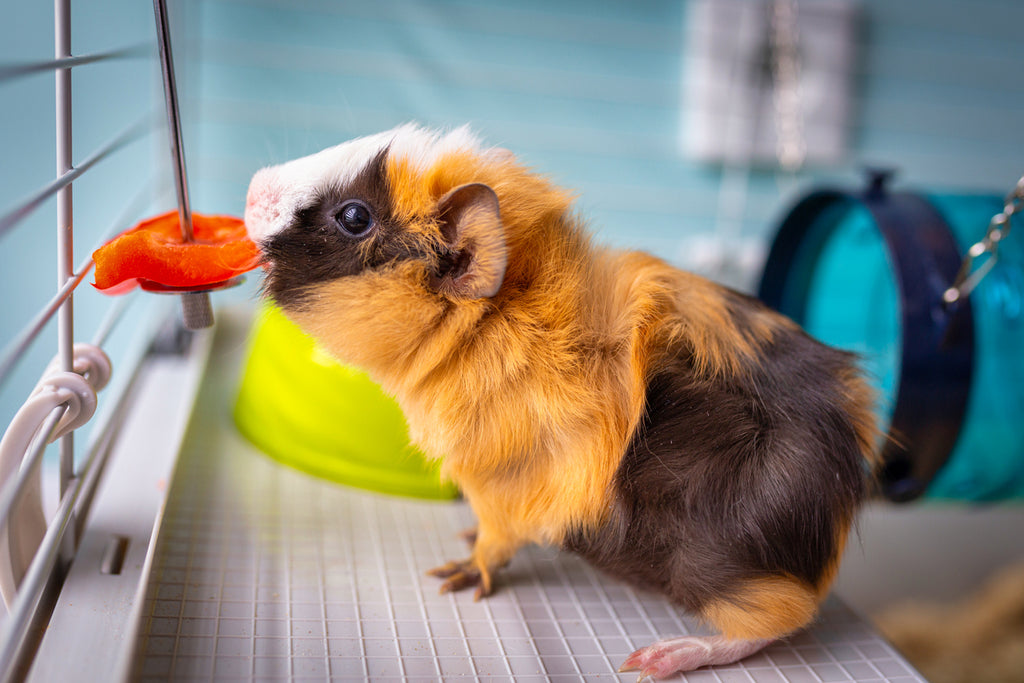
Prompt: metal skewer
<box><xmin>152</xmin><ymin>0</ymin><xmax>212</xmax><ymax>330</ymax></box>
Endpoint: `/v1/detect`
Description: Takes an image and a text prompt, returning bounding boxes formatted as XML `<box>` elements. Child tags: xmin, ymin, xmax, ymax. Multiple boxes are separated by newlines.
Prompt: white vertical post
<box><xmin>54</xmin><ymin>0</ymin><xmax>76</xmax><ymax>558</ymax></box>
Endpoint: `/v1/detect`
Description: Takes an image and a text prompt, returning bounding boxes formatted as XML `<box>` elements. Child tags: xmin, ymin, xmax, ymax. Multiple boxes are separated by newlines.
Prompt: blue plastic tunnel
<box><xmin>759</xmin><ymin>174</ymin><xmax>1024</xmax><ymax>502</ymax></box>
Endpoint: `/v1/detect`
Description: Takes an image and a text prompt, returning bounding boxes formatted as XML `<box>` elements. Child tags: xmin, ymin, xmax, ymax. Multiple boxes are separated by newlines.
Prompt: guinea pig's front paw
<box><xmin>427</xmin><ymin>558</ymin><xmax>492</xmax><ymax>600</ymax></box>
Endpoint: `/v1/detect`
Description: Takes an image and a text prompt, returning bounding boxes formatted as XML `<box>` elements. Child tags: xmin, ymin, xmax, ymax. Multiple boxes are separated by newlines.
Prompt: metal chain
<box><xmin>943</xmin><ymin>175</ymin><xmax>1024</xmax><ymax>305</ymax></box>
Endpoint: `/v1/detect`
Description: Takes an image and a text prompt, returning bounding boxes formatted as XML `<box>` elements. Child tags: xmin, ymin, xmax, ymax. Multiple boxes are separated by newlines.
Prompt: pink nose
<box><xmin>244</xmin><ymin>170</ymin><xmax>284</xmax><ymax>240</ymax></box>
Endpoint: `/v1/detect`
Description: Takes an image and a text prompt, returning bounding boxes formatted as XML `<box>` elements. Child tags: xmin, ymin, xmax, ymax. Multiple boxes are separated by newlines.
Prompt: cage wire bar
<box><xmin>55</xmin><ymin>0</ymin><xmax>75</xmax><ymax>547</ymax></box>
<box><xmin>0</xmin><ymin>0</ymin><xmax>169</xmax><ymax>678</ymax></box>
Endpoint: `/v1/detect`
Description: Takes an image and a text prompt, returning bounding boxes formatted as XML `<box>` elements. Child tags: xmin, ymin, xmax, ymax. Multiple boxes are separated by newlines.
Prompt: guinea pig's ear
<box><xmin>434</xmin><ymin>183</ymin><xmax>507</xmax><ymax>299</ymax></box>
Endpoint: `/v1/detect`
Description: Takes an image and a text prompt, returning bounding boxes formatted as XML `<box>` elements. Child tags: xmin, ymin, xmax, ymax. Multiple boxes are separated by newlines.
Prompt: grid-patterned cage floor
<box><xmin>130</xmin><ymin>317</ymin><xmax>925</xmax><ymax>682</ymax></box>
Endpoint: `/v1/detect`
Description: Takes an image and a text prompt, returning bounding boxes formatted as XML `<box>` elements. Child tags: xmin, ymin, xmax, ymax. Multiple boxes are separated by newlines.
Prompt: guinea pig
<box><xmin>244</xmin><ymin>123</ymin><xmax>879</xmax><ymax>679</ymax></box>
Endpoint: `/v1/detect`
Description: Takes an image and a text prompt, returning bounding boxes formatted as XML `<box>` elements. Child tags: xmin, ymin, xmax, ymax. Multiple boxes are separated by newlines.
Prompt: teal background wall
<box><xmin>2</xmin><ymin>0</ymin><xmax>1024</xmax><ymax>434</ymax></box>
<box><xmin>182</xmin><ymin>0</ymin><xmax>1024</xmax><ymax>251</ymax></box>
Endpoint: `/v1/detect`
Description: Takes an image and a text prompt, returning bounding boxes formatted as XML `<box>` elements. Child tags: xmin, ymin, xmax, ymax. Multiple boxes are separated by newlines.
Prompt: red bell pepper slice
<box><xmin>92</xmin><ymin>211</ymin><xmax>260</xmax><ymax>294</ymax></box>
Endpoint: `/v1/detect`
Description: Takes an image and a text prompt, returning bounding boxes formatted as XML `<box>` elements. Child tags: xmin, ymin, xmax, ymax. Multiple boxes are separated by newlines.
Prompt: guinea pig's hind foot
<box><xmin>618</xmin><ymin>635</ymin><xmax>773</xmax><ymax>681</ymax></box>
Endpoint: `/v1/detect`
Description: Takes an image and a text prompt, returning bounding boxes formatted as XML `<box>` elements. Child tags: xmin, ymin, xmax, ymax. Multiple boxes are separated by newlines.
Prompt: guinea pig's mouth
<box><xmin>244</xmin><ymin>237</ymin><xmax>276</xmax><ymax>279</ymax></box>
<box><xmin>256</xmin><ymin>251</ymin><xmax>274</xmax><ymax>269</ymax></box>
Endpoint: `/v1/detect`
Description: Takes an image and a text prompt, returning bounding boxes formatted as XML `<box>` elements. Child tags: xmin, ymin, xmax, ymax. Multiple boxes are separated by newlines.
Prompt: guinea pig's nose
<box><xmin>244</xmin><ymin>168</ymin><xmax>284</xmax><ymax>241</ymax></box>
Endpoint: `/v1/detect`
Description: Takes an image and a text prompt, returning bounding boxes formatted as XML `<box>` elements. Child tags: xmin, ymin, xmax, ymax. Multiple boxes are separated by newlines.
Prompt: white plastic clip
<box><xmin>0</xmin><ymin>343</ymin><xmax>111</xmax><ymax>607</ymax></box>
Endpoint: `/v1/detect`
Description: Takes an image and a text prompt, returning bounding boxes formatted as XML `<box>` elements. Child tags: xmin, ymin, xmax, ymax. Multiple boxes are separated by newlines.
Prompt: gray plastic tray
<box><xmin>128</xmin><ymin>317</ymin><xmax>925</xmax><ymax>682</ymax></box>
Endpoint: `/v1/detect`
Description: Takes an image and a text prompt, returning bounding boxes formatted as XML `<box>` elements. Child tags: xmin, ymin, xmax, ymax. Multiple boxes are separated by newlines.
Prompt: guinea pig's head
<box><xmin>243</xmin><ymin>124</ymin><xmax>523</xmax><ymax>375</ymax></box>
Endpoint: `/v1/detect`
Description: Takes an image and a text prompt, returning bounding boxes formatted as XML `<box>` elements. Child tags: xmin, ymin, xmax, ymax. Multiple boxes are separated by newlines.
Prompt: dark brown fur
<box><xmin>565</xmin><ymin>295</ymin><xmax>867</xmax><ymax>622</ymax></box>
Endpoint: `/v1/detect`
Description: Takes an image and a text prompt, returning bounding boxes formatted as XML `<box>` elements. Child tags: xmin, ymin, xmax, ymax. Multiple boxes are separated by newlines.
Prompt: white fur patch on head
<box><xmin>244</xmin><ymin>123</ymin><xmax>489</xmax><ymax>242</ymax></box>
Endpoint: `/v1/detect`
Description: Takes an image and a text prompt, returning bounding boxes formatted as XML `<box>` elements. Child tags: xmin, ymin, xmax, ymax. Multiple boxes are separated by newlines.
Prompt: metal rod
<box><xmin>0</xmin><ymin>115</ymin><xmax>154</xmax><ymax>243</ymax></box>
<box><xmin>0</xmin><ymin>43</ymin><xmax>152</xmax><ymax>83</ymax></box>
<box><xmin>0</xmin><ymin>175</ymin><xmax>158</xmax><ymax>391</ymax></box>
<box><xmin>91</xmin><ymin>295</ymin><xmax>134</xmax><ymax>349</ymax></box>
<box><xmin>0</xmin><ymin>265</ymin><xmax>91</xmax><ymax>392</ymax></box>
<box><xmin>152</xmin><ymin>0</ymin><xmax>214</xmax><ymax>329</ymax></box>
<box><xmin>0</xmin><ymin>174</ymin><xmax>159</xmax><ymax>393</ymax></box>
<box><xmin>152</xmin><ymin>0</ymin><xmax>192</xmax><ymax>242</ymax></box>
<box><xmin>54</xmin><ymin>0</ymin><xmax>75</xmax><ymax>512</ymax></box>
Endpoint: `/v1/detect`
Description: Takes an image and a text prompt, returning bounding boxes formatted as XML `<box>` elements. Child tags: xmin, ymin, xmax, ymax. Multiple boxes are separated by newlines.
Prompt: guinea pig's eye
<box><xmin>334</xmin><ymin>200</ymin><xmax>374</xmax><ymax>237</ymax></box>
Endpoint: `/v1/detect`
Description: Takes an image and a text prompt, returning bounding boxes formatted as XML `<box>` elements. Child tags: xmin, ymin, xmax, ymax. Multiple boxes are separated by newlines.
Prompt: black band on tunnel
<box><xmin>757</xmin><ymin>179</ymin><xmax>974</xmax><ymax>502</ymax></box>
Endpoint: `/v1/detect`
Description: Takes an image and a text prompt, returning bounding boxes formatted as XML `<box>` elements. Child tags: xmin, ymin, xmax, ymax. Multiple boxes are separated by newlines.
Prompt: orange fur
<box><xmin>816</xmin><ymin>519</ymin><xmax>851</xmax><ymax>600</ymax></box>
<box><xmin>839</xmin><ymin>365</ymin><xmax>885</xmax><ymax>471</ymax></box>
<box><xmin>697</xmin><ymin>515</ymin><xmax>853</xmax><ymax>640</ymax></box>
<box><xmin>701</xmin><ymin>575</ymin><xmax>820</xmax><ymax>640</ymax></box>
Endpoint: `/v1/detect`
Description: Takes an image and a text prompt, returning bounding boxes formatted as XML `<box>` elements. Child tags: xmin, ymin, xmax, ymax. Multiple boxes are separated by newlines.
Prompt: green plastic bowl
<box><xmin>234</xmin><ymin>303</ymin><xmax>459</xmax><ymax>500</ymax></box>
